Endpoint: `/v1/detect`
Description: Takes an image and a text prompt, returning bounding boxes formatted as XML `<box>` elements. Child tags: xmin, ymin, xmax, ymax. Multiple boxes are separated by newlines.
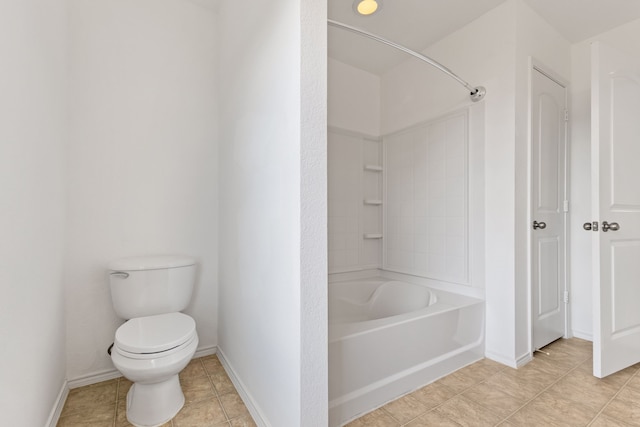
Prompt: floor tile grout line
<box><xmin>585</xmin><ymin>366</ymin><xmax>640</xmax><ymax>427</ymax></box>
<box><xmin>393</xmin><ymin>362</ymin><xmax>511</xmax><ymax>426</ymax></box>
<box><xmin>495</xmin><ymin>354</ymin><xmax>591</xmax><ymax>425</ymax></box>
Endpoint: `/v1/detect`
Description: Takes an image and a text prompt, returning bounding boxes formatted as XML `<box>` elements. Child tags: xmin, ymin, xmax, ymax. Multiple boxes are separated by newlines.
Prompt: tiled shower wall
<box><xmin>384</xmin><ymin>112</ymin><xmax>469</xmax><ymax>285</ymax></box>
<box><xmin>328</xmin><ymin>129</ymin><xmax>382</xmax><ymax>273</ymax></box>
<box><xmin>328</xmin><ymin>111</ymin><xmax>473</xmax><ymax>286</ymax></box>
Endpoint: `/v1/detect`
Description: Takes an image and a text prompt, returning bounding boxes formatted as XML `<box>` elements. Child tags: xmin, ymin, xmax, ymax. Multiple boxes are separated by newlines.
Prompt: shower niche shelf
<box><xmin>364</xmin><ymin>164</ymin><xmax>383</xmax><ymax>172</ymax></box>
<box><xmin>363</xmin><ymin>233</ymin><xmax>383</xmax><ymax>239</ymax></box>
<box><xmin>363</xmin><ymin>199</ymin><xmax>383</xmax><ymax>205</ymax></box>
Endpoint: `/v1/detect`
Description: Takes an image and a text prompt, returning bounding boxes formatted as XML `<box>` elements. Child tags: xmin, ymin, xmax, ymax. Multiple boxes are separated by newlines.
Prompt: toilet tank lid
<box><xmin>108</xmin><ymin>255</ymin><xmax>195</xmax><ymax>271</ymax></box>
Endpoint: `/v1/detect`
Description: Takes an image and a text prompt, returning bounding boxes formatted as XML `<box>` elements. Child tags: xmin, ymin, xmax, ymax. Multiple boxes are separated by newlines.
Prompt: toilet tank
<box><xmin>108</xmin><ymin>255</ymin><xmax>196</xmax><ymax>319</ymax></box>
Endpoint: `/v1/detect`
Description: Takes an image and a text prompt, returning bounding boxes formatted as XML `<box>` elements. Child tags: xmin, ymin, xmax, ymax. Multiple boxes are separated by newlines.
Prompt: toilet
<box><xmin>108</xmin><ymin>255</ymin><xmax>199</xmax><ymax>427</ymax></box>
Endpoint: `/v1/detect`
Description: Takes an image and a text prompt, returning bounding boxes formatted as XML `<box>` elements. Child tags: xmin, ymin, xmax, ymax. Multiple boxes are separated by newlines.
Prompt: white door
<box><xmin>531</xmin><ymin>67</ymin><xmax>568</xmax><ymax>351</ymax></box>
<box><xmin>591</xmin><ymin>42</ymin><xmax>640</xmax><ymax>378</ymax></box>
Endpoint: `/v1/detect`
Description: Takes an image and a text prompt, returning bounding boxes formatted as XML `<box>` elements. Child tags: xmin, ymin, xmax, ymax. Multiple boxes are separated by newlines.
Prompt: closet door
<box><xmin>591</xmin><ymin>42</ymin><xmax>640</xmax><ymax>378</ymax></box>
<box><xmin>531</xmin><ymin>66</ymin><xmax>567</xmax><ymax>351</ymax></box>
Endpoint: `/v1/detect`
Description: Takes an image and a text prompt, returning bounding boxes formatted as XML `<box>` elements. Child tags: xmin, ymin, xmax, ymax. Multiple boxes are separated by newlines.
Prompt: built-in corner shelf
<box><xmin>364</xmin><ymin>164</ymin><xmax>383</xmax><ymax>172</ymax></box>
<box><xmin>363</xmin><ymin>199</ymin><xmax>383</xmax><ymax>206</ymax></box>
<box><xmin>363</xmin><ymin>233</ymin><xmax>383</xmax><ymax>239</ymax></box>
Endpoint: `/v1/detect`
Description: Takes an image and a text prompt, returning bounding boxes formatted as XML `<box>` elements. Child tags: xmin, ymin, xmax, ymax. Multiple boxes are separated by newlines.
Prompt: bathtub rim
<box><xmin>328</xmin><ymin>279</ymin><xmax>483</xmax><ymax>342</ymax></box>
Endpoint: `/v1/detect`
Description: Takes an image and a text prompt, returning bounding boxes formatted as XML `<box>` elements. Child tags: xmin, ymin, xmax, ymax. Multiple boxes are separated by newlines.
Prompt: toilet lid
<box><xmin>115</xmin><ymin>312</ymin><xmax>196</xmax><ymax>354</ymax></box>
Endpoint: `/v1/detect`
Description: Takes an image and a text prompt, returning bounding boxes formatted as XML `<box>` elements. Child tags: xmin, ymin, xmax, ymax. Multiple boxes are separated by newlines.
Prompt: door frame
<box><xmin>527</xmin><ymin>57</ymin><xmax>571</xmax><ymax>354</ymax></box>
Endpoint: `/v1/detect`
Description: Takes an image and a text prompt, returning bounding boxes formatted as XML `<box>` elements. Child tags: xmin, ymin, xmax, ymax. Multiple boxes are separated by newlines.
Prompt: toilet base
<box><xmin>126</xmin><ymin>375</ymin><xmax>185</xmax><ymax>427</ymax></box>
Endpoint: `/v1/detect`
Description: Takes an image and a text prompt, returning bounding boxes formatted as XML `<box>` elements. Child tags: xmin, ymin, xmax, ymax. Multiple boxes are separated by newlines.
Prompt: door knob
<box><xmin>583</xmin><ymin>222</ymin><xmax>592</xmax><ymax>231</ymax></box>
<box><xmin>602</xmin><ymin>221</ymin><xmax>620</xmax><ymax>232</ymax></box>
<box><xmin>533</xmin><ymin>221</ymin><xmax>546</xmax><ymax>230</ymax></box>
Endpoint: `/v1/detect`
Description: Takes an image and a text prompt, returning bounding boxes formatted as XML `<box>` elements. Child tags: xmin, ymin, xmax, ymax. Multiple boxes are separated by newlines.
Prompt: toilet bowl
<box><xmin>111</xmin><ymin>312</ymin><xmax>198</xmax><ymax>427</ymax></box>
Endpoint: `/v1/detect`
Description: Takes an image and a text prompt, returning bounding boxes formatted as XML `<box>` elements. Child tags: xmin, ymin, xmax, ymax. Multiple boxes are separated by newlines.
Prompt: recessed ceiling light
<box><xmin>353</xmin><ymin>0</ymin><xmax>382</xmax><ymax>16</ymax></box>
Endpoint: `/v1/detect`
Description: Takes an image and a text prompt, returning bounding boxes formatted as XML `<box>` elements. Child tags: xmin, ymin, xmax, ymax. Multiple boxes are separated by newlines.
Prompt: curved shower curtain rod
<box><xmin>328</xmin><ymin>19</ymin><xmax>486</xmax><ymax>102</ymax></box>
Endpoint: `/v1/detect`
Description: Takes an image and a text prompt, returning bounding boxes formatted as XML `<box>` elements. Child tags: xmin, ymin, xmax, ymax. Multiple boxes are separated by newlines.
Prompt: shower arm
<box><xmin>328</xmin><ymin>19</ymin><xmax>486</xmax><ymax>102</ymax></box>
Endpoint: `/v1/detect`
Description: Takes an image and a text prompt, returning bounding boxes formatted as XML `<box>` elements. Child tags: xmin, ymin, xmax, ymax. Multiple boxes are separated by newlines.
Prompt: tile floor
<box><xmin>347</xmin><ymin>338</ymin><xmax>640</xmax><ymax>426</ymax></box>
<box><xmin>58</xmin><ymin>339</ymin><xmax>640</xmax><ymax>427</ymax></box>
<box><xmin>57</xmin><ymin>354</ymin><xmax>256</xmax><ymax>427</ymax></box>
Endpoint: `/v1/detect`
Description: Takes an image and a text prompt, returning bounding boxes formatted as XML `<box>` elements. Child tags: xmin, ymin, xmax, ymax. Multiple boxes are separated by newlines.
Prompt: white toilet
<box><xmin>108</xmin><ymin>255</ymin><xmax>199</xmax><ymax>427</ymax></box>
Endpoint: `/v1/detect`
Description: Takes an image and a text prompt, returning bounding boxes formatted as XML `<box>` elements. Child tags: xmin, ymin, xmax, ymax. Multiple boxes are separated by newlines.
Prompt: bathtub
<box><xmin>328</xmin><ymin>277</ymin><xmax>485</xmax><ymax>426</ymax></box>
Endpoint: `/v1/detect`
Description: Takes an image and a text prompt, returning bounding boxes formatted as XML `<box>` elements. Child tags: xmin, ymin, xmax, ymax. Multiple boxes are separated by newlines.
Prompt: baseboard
<box><xmin>485</xmin><ymin>350</ymin><xmax>519</xmax><ymax>369</ymax></box>
<box><xmin>572</xmin><ymin>330</ymin><xmax>593</xmax><ymax>342</ymax></box>
<box><xmin>217</xmin><ymin>348</ymin><xmax>269</xmax><ymax>427</ymax></box>
<box><xmin>515</xmin><ymin>352</ymin><xmax>533</xmax><ymax>368</ymax></box>
<box><xmin>68</xmin><ymin>344</ymin><xmax>218</xmax><ymax>389</ymax></box>
<box><xmin>194</xmin><ymin>344</ymin><xmax>217</xmax><ymax>358</ymax></box>
<box><xmin>45</xmin><ymin>380</ymin><xmax>69</xmax><ymax>427</ymax></box>
<box><xmin>68</xmin><ymin>368</ymin><xmax>122</xmax><ymax>389</ymax></box>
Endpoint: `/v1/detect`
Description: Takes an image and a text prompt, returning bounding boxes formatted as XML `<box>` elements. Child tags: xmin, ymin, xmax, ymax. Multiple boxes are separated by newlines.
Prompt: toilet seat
<box><xmin>115</xmin><ymin>312</ymin><xmax>196</xmax><ymax>359</ymax></box>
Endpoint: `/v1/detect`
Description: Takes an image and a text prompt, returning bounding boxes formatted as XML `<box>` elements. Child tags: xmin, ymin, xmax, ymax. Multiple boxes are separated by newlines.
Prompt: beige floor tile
<box><xmin>433</xmin><ymin>395</ymin><xmax>503</xmax><ymax>427</ymax></box>
<box><xmin>409</xmin><ymin>381</ymin><xmax>457</xmax><ymax>410</ymax></box>
<box><xmin>173</xmin><ymin>398</ymin><xmax>227</xmax><ymax>427</ymax></box>
<box><xmin>180</xmin><ymin>358</ymin><xmax>207</xmax><ymax>380</ymax></box>
<box><xmin>484</xmin><ymin>371</ymin><xmax>546</xmax><ymax>402</ymax></box>
<box><xmin>603</xmin><ymin>397</ymin><xmax>640</xmax><ymax>425</ymax></box>
<box><xmin>57</xmin><ymin>404</ymin><xmax>115</xmax><ymax>427</ymax></box>
<box><xmin>219</xmin><ymin>391</ymin><xmax>250</xmax><ymax>420</ymax></box>
<box><xmin>203</xmin><ymin>355</ymin><xmax>225</xmax><ymax>375</ymax></box>
<box><xmin>505</xmin><ymin>402</ymin><xmax>568</xmax><ymax>427</ymax></box>
<box><xmin>544</xmin><ymin>338</ymin><xmax>592</xmax><ymax>359</ymax></box>
<box><xmin>456</xmin><ymin>361</ymin><xmax>503</xmax><ymax>382</ymax></box>
<box><xmin>435</xmin><ymin>369</ymin><xmax>482</xmax><ymax>394</ymax></box>
<box><xmin>546</xmin><ymin>369</ymin><xmax>617</xmax><ymax>412</ymax></box>
<box><xmin>461</xmin><ymin>381</ymin><xmax>525</xmax><ymax>418</ymax></box>
<box><xmin>229</xmin><ymin>415</ymin><xmax>258</xmax><ymax>427</ymax></box>
<box><xmin>117</xmin><ymin>377</ymin><xmax>133</xmax><ymax>401</ymax></box>
<box><xmin>530</xmin><ymin>347</ymin><xmax>584</xmax><ymax>372</ymax></box>
<box><xmin>61</xmin><ymin>381</ymin><xmax>118</xmax><ymax>418</ymax></box>
<box><xmin>524</xmin><ymin>354</ymin><xmax>575</xmax><ymax>377</ymax></box>
<box><xmin>503</xmin><ymin>360</ymin><xmax>560</xmax><ymax>389</ymax></box>
<box><xmin>614</xmin><ymin>386</ymin><xmax>640</xmax><ymax>408</ymax></box>
<box><xmin>380</xmin><ymin>394</ymin><xmax>429</xmax><ymax>424</ymax></box>
<box><xmin>627</xmin><ymin>374</ymin><xmax>640</xmax><ymax>392</ymax></box>
<box><xmin>474</xmin><ymin>357</ymin><xmax>507</xmax><ymax>373</ymax></box>
<box><xmin>527</xmin><ymin>390</ymin><xmax>595</xmax><ymax>426</ymax></box>
<box><xmin>591</xmin><ymin>413</ymin><xmax>635</xmax><ymax>427</ymax></box>
<box><xmin>182</xmin><ymin>375</ymin><xmax>216</xmax><ymax>404</ymax></box>
<box><xmin>210</xmin><ymin>369</ymin><xmax>236</xmax><ymax>395</ymax></box>
<box><xmin>599</xmin><ymin>365</ymin><xmax>640</xmax><ymax>389</ymax></box>
<box><xmin>345</xmin><ymin>408</ymin><xmax>401</xmax><ymax>427</ymax></box>
<box><xmin>404</xmin><ymin>410</ymin><xmax>462</xmax><ymax>427</ymax></box>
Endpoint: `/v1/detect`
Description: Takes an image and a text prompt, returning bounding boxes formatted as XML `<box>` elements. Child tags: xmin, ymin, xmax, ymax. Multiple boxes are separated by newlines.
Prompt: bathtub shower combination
<box><xmin>328</xmin><ymin>278</ymin><xmax>484</xmax><ymax>426</ymax></box>
<box><xmin>327</xmin><ymin>20</ymin><xmax>487</xmax><ymax>427</ymax></box>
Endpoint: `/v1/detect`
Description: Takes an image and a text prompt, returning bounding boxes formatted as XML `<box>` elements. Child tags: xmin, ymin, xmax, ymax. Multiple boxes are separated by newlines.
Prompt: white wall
<box><xmin>569</xmin><ymin>17</ymin><xmax>640</xmax><ymax>340</ymax></box>
<box><xmin>217</xmin><ymin>0</ymin><xmax>327</xmax><ymax>425</ymax></box>
<box><xmin>0</xmin><ymin>0</ymin><xmax>68</xmax><ymax>425</ymax></box>
<box><xmin>328</xmin><ymin>58</ymin><xmax>380</xmax><ymax>136</ymax></box>
<box><xmin>65</xmin><ymin>0</ymin><xmax>218</xmax><ymax>381</ymax></box>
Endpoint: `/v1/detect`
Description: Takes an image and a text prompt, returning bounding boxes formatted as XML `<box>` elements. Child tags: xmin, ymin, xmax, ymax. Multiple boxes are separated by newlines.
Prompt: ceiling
<box><xmin>328</xmin><ymin>0</ymin><xmax>640</xmax><ymax>74</ymax></box>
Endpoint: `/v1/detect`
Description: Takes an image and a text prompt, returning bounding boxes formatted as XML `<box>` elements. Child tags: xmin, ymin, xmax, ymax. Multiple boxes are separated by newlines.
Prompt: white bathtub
<box><xmin>328</xmin><ymin>277</ymin><xmax>485</xmax><ymax>426</ymax></box>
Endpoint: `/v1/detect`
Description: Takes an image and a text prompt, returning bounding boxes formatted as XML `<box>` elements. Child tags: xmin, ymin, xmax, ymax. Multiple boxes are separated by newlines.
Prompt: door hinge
<box><xmin>563</xmin><ymin>290</ymin><xmax>569</xmax><ymax>304</ymax></box>
<box><xmin>563</xmin><ymin>200</ymin><xmax>569</xmax><ymax>213</ymax></box>
<box><xmin>564</xmin><ymin>110</ymin><xmax>569</xmax><ymax>122</ymax></box>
